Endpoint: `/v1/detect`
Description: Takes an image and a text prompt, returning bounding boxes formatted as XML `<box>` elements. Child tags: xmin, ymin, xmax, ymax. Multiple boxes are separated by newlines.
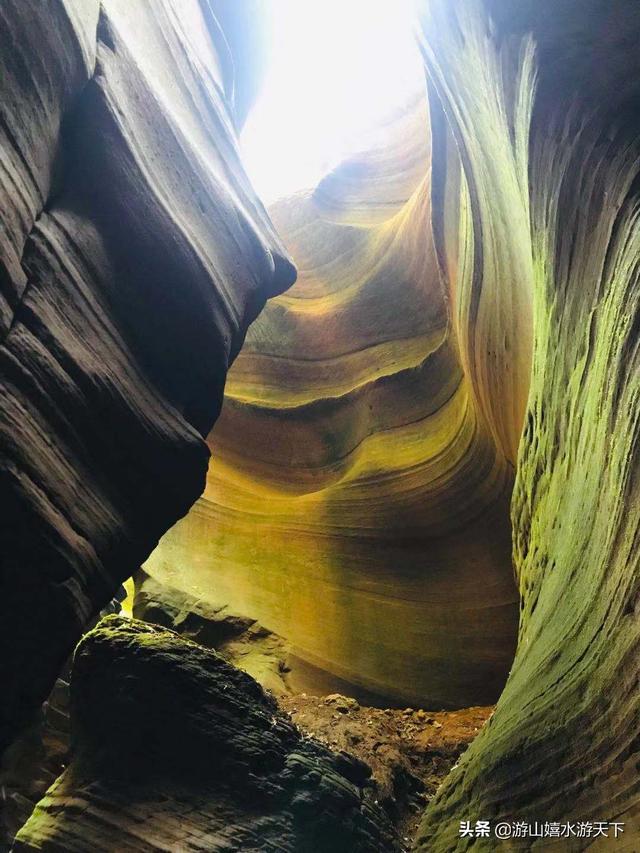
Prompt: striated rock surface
<box><xmin>5</xmin><ymin>0</ymin><xmax>640</xmax><ymax>848</ymax></box>
<box><xmin>415</xmin><ymin>0</ymin><xmax>640</xmax><ymax>848</ymax></box>
<box><xmin>0</xmin><ymin>593</ymin><xmax>123</xmax><ymax>851</ymax></box>
<box><xmin>280</xmin><ymin>695</ymin><xmax>493</xmax><ymax>845</ymax></box>
<box><xmin>0</xmin><ymin>671</ymin><xmax>70</xmax><ymax>852</ymax></box>
<box><xmin>146</xmin><ymin>94</ymin><xmax>521</xmax><ymax>710</ymax></box>
<box><xmin>133</xmin><ymin>568</ymin><xmax>295</xmax><ymax>696</ymax></box>
<box><xmin>0</xmin><ymin>0</ymin><xmax>294</xmax><ymax>753</ymax></box>
<box><xmin>13</xmin><ymin>616</ymin><xmax>400</xmax><ymax>853</ymax></box>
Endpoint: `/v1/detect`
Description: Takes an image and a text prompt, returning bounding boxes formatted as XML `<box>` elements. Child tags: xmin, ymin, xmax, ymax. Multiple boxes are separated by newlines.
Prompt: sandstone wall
<box><xmin>416</xmin><ymin>1</ymin><xmax>640</xmax><ymax>847</ymax></box>
<box><xmin>0</xmin><ymin>0</ymin><xmax>294</xmax><ymax>753</ymax></box>
<box><xmin>146</xmin><ymin>95</ymin><xmax>522</xmax><ymax>709</ymax></box>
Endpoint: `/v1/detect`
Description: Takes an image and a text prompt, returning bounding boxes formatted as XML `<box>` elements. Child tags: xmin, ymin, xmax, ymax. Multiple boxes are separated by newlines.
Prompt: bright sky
<box><xmin>240</xmin><ymin>0</ymin><xmax>423</xmax><ymax>205</ymax></box>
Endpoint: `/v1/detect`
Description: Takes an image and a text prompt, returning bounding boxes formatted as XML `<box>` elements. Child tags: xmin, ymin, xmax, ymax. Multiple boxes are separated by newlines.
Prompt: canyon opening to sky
<box><xmin>241</xmin><ymin>0</ymin><xmax>423</xmax><ymax>203</ymax></box>
<box><xmin>1</xmin><ymin>2</ymin><xmax>639</xmax><ymax>852</ymax></box>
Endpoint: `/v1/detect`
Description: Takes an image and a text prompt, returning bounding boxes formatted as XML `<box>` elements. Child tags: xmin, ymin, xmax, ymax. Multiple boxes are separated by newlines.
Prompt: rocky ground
<box><xmin>2</xmin><ymin>668</ymin><xmax>491</xmax><ymax>851</ymax></box>
<box><xmin>130</xmin><ymin>572</ymin><xmax>493</xmax><ymax>845</ymax></box>
<box><xmin>280</xmin><ymin>694</ymin><xmax>492</xmax><ymax>848</ymax></box>
<box><xmin>1</xmin><ymin>578</ymin><xmax>492</xmax><ymax>851</ymax></box>
<box><xmin>0</xmin><ymin>677</ymin><xmax>71</xmax><ymax>851</ymax></box>
<box><xmin>13</xmin><ymin>618</ymin><xmax>401</xmax><ymax>853</ymax></box>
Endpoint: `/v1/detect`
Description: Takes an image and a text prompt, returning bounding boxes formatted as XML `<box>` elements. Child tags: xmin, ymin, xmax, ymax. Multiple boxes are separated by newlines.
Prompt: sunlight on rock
<box><xmin>241</xmin><ymin>0</ymin><xmax>423</xmax><ymax>203</ymax></box>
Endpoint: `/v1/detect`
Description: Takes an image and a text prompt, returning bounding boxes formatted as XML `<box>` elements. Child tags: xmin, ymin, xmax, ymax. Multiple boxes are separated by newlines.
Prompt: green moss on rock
<box><xmin>14</xmin><ymin>616</ymin><xmax>399</xmax><ymax>852</ymax></box>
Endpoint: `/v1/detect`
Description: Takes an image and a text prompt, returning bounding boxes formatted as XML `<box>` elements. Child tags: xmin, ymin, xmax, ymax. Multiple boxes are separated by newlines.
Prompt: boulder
<box><xmin>14</xmin><ymin>616</ymin><xmax>399</xmax><ymax>853</ymax></box>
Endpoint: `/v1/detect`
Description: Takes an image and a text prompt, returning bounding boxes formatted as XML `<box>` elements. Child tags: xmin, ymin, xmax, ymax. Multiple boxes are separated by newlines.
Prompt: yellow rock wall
<box><xmin>147</xmin><ymin>97</ymin><xmax>521</xmax><ymax>708</ymax></box>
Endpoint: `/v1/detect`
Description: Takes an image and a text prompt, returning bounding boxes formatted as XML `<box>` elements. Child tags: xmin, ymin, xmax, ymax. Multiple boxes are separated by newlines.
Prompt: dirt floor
<box><xmin>1</xmin><ymin>586</ymin><xmax>492</xmax><ymax>852</ymax></box>
<box><xmin>279</xmin><ymin>693</ymin><xmax>493</xmax><ymax>849</ymax></box>
<box><xmin>127</xmin><ymin>575</ymin><xmax>493</xmax><ymax>846</ymax></box>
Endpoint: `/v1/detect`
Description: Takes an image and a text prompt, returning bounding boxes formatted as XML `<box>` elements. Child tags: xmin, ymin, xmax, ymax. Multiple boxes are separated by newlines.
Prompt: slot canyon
<box><xmin>0</xmin><ymin>1</ymin><xmax>638</xmax><ymax>851</ymax></box>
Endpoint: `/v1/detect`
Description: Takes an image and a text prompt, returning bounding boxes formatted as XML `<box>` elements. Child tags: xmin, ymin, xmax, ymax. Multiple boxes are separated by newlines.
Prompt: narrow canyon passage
<box><xmin>1</xmin><ymin>1</ymin><xmax>639</xmax><ymax>852</ymax></box>
<box><xmin>144</xmin><ymin>17</ymin><xmax>522</xmax><ymax>710</ymax></box>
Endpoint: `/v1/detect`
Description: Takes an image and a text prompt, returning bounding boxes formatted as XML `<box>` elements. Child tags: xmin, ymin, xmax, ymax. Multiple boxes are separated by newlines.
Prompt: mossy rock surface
<box><xmin>14</xmin><ymin>616</ymin><xmax>399</xmax><ymax>853</ymax></box>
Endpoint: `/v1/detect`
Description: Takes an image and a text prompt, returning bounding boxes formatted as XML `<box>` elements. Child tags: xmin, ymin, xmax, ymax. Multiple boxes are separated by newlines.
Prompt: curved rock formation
<box><xmin>0</xmin><ymin>0</ymin><xmax>294</xmax><ymax>753</ymax></box>
<box><xmin>14</xmin><ymin>616</ymin><xmax>399</xmax><ymax>853</ymax></box>
<box><xmin>144</xmin><ymin>91</ymin><xmax>521</xmax><ymax>708</ymax></box>
<box><xmin>133</xmin><ymin>567</ymin><xmax>296</xmax><ymax>697</ymax></box>
<box><xmin>5</xmin><ymin>0</ymin><xmax>640</xmax><ymax>849</ymax></box>
<box><xmin>415</xmin><ymin>0</ymin><xmax>640</xmax><ymax>847</ymax></box>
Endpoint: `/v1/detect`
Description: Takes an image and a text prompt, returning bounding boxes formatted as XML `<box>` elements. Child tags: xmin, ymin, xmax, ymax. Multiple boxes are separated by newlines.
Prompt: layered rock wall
<box><xmin>4</xmin><ymin>1</ymin><xmax>639</xmax><ymax>847</ymax></box>
<box><xmin>146</xmin><ymin>96</ymin><xmax>521</xmax><ymax>709</ymax></box>
<box><xmin>0</xmin><ymin>0</ymin><xmax>294</xmax><ymax>753</ymax></box>
<box><xmin>416</xmin><ymin>1</ymin><xmax>640</xmax><ymax>847</ymax></box>
<box><xmin>14</xmin><ymin>617</ymin><xmax>399</xmax><ymax>853</ymax></box>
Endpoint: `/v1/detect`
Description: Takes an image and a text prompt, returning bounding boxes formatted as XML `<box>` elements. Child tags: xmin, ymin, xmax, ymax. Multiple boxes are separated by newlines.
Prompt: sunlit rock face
<box><xmin>415</xmin><ymin>1</ymin><xmax>640</xmax><ymax>847</ymax></box>
<box><xmin>132</xmin><ymin>568</ymin><xmax>296</xmax><ymax>697</ymax></box>
<box><xmin>0</xmin><ymin>0</ymin><xmax>294</xmax><ymax>753</ymax></box>
<box><xmin>146</xmin><ymin>94</ymin><xmax>521</xmax><ymax>709</ymax></box>
<box><xmin>14</xmin><ymin>617</ymin><xmax>400</xmax><ymax>853</ymax></box>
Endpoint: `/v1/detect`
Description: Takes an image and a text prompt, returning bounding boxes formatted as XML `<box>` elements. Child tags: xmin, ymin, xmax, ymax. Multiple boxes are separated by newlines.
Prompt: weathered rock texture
<box><xmin>13</xmin><ymin>616</ymin><xmax>399</xmax><ymax>852</ymax></box>
<box><xmin>415</xmin><ymin>0</ymin><xmax>640</xmax><ymax>848</ymax></box>
<box><xmin>0</xmin><ymin>0</ymin><xmax>294</xmax><ymax>753</ymax></box>
<box><xmin>5</xmin><ymin>0</ymin><xmax>640</xmax><ymax>848</ymax></box>
<box><xmin>0</xmin><ymin>668</ymin><xmax>70</xmax><ymax>852</ymax></box>
<box><xmin>280</xmin><ymin>695</ymin><xmax>494</xmax><ymax>845</ymax></box>
<box><xmin>146</xmin><ymin>94</ymin><xmax>521</xmax><ymax>710</ymax></box>
<box><xmin>0</xmin><ymin>593</ymin><xmax>122</xmax><ymax>851</ymax></box>
<box><xmin>133</xmin><ymin>568</ymin><xmax>295</xmax><ymax>696</ymax></box>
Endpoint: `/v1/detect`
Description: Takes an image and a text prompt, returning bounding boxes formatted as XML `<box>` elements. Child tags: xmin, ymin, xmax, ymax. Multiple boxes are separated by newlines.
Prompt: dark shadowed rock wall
<box><xmin>13</xmin><ymin>616</ymin><xmax>399</xmax><ymax>853</ymax></box>
<box><xmin>0</xmin><ymin>0</ymin><xmax>294</xmax><ymax>754</ymax></box>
